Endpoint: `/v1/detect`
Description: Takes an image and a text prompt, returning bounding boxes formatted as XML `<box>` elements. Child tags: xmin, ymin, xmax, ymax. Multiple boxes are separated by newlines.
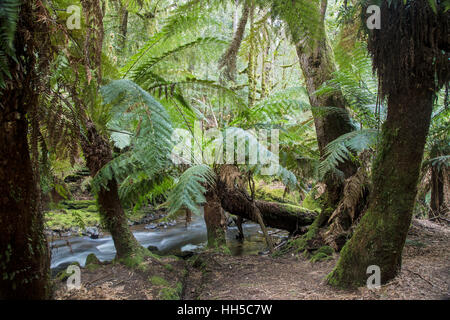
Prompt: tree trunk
<box><xmin>430</xmin><ymin>166</ymin><xmax>448</xmax><ymax>218</ymax></box>
<box><xmin>80</xmin><ymin>121</ymin><xmax>143</xmax><ymax>259</ymax></box>
<box><xmin>118</xmin><ymin>6</ymin><xmax>128</xmax><ymax>53</ymax></box>
<box><xmin>283</xmin><ymin>0</ymin><xmax>357</xmax><ymax>206</ymax></box>
<box><xmin>217</xmin><ymin>181</ymin><xmax>316</xmax><ymax>233</ymax></box>
<box><xmin>0</xmin><ymin>91</ymin><xmax>50</xmax><ymax>299</ymax></box>
<box><xmin>204</xmin><ymin>192</ymin><xmax>227</xmax><ymax>247</ymax></box>
<box><xmin>327</xmin><ymin>88</ymin><xmax>434</xmax><ymax>287</ymax></box>
<box><xmin>218</xmin><ymin>3</ymin><xmax>250</xmax><ymax>81</ymax></box>
<box><xmin>0</xmin><ymin>2</ymin><xmax>50</xmax><ymax>299</ymax></box>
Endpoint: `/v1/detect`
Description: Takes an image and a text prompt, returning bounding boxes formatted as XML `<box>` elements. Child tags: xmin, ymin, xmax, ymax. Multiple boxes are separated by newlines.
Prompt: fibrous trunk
<box><xmin>218</xmin><ymin>2</ymin><xmax>250</xmax><ymax>81</ymax></box>
<box><xmin>0</xmin><ymin>91</ymin><xmax>50</xmax><ymax>299</ymax></box>
<box><xmin>0</xmin><ymin>2</ymin><xmax>50</xmax><ymax>299</ymax></box>
<box><xmin>204</xmin><ymin>192</ymin><xmax>227</xmax><ymax>247</ymax></box>
<box><xmin>80</xmin><ymin>121</ymin><xmax>143</xmax><ymax>259</ymax></box>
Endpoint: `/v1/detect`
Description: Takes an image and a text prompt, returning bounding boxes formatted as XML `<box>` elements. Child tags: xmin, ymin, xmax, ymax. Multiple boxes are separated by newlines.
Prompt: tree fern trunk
<box><xmin>0</xmin><ymin>91</ymin><xmax>50</xmax><ymax>299</ymax></box>
<box><xmin>204</xmin><ymin>192</ymin><xmax>227</xmax><ymax>248</ymax></box>
<box><xmin>327</xmin><ymin>88</ymin><xmax>433</xmax><ymax>287</ymax></box>
<box><xmin>0</xmin><ymin>1</ymin><xmax>50</xmax><ymax>299</ymax></box>
<box><xmin>80</xmin><ymin>121</ymin><xmax>143</xmax><ymax>259</ymax></box>
<box><xmin>430</xmin><ymin>166</ymin><xmax>446</xmax><ymax>218</ymax></box>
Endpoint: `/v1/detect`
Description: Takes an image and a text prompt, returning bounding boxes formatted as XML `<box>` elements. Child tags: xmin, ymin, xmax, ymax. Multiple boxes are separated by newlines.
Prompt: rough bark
<box><xmin>0</xmin><ymin>2</ymin><xmax>50</xmax><ymax>299</ymax></box>
<box><xmin>80</xmin><ymin>121</ymin><xmax>143</xmax><ymax>259</ymax></box>
<box><xmin>327</xmin><ymin>88</ymin><xmax>434</xmax><ymax>287</ymax></box>
<box><xmin>430</xmin><ymin>166</ymin><xmax>449</xmax><ymax>218</ymax></box>
<box><xmin>204</xmin><ymin>192</ymin><xmax>227</xmax><ymax>247</ymax></box>
<box><xmin>0</xmin><ymin>91</ymin><xmax>50</xmax><ymax>299</ymax></box>
<box><xmin>282</xmin><ymin>0</ymin><xmax>357</xmax><ymax>206</ymax></box>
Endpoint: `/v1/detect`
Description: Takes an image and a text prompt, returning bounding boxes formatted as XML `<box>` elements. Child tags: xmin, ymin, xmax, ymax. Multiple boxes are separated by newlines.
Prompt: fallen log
<box><xmin>218</xmin><ymin>187</ymin><xmax>317</xmax><ymax>234</ymax></box>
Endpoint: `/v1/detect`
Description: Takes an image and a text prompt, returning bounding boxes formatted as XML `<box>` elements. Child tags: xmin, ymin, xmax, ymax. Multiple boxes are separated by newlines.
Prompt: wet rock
<box><xmin>144</xmin><ymin>223</ymin><xmax>158</xmax><ymax>230</ymax></box>
<box><xmin>167</xmin><ymin>220</ymin><xmax>177</xmax><ymax>227</ymax></box>
<box><xmin>147</xmin><ymin>245</ymin><xmax>160</xmax><ymax>253</ymax></box>
<box><xmin>83</xmin><ymin>226</ymin><xmax>101</xmax><ymax>239</ymax></box>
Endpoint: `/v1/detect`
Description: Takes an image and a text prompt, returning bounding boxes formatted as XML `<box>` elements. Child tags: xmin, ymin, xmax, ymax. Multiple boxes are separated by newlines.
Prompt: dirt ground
<box><xmin>53</xmin><ymin>219</ymin><xmax>450</xmax><ymax>300</ymax></box>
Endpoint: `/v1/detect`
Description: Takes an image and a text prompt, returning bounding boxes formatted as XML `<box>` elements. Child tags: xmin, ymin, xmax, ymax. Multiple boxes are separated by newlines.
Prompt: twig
<box><xmin>404</xmin><ymin>268</ymin><xmax>435</xmax><ymax>287</ymax></box>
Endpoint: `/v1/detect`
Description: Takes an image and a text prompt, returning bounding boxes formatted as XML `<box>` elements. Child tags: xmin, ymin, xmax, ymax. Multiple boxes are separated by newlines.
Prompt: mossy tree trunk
<box><xmin>80</xmin><ymin>121</ymin><xmax>144</xmax><ymax>259</ymax></box>
<box><xmin>204</xmin><ymin>192</ymin><xmax>227</xmax><ymax>248</ymax></box>
<box><xmin>281</xmin><ymin>0</ymin><xmax>357</xmax><ymax>206</ymax></box>
<box><xmin>0</xmin><ymin>2</ymin><xmax>50</xmax><ymax>299</ymax></box>
<box><xmin>327</xmin><ymin>88</ymin><xmax>434</xmax><ymax>287</ymax></box>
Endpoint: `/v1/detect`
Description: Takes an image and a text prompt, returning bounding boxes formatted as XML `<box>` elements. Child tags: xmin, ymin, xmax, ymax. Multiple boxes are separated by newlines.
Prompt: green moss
<box><xmin>149</xmin><ymin>275</ymin><xmax>169</xmax><ymax>286</ymax></box>
<box><xmin>159</xmin><ymin>283</ymin><xmax>182</xmax><ymax>300</ymax></box>
<box><xmin>85</xmin><ymin>253</ymin><xmax>100</xmax><ymax>266</ymax></box>
<box><xmin>55</xmin><ymin>262</ymin><xmax>80</xmax><ymax>282</ymax></box>
<box><xmin>310</xmin><ymin>252</ymin><xmax>333</xmax><ymax>263</ymax></box>
<box><xmin>254</xmin><ymin>185</ymin><xmax>300</xmax><ymax>205</ymax></box>
<box><xmin>308</xmin><ymin>246</ymin><xmax>334</xmax><ymax>263</ymax></box>
<box><xmin>85</xmin><ymin>263</ymin><xmax>101</xmax><ymax>271</ymax></box>
<box><xmin>301</xmin><ymin>191</ymin><xmax>322</xmax><ymax>212</ymax></box>
<box><xmin>86</xmin><ymin>205</ymin><xmax>98</xmax><ymax>213</ymax></box>
<box><xmin>119</xmin><ymin>248</ymin><xmax>152</xmax><ymax>270</ymax></box>
<box><xmin>316</xmin><ymin>245</ymin><xmax>334</xmax><ymax>256</ymax></box>
<box><xmin>44</xmin><ymin>207</ymin><xmax>101</xmax><ymax>230</ymax></box>
<box><xmin>164</xmin><ymin>264</ymin><xmax>174</xmax><ymax>272</ymax></box>
<box><xmin>288</xmin><ymin>207</ymin><xmax>333</xmax><ymax>253</ymax></box>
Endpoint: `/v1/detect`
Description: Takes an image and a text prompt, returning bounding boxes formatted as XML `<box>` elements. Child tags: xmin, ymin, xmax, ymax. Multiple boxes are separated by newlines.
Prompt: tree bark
<box><xmin>204</xmin><ymin>192</ymin><xmax>227</xmax><ymax>247</ymax></box>
<box><xmin>327</xmin><ymin>88</ymin><xmax>434</xmax><ymax>287</ymax></box>
<box><xmin>282</xmin><ymin>0</ymin><xmax>357</xmax><ymax>206</ymax></box>
<box><xmin>80</xmin><ymin>121</ymin><xmax>143</xmax><ymax>259</ymax></box>
<box><xmin>217</xmin><ymin>182</ymin><xmax>316</xmax><ymax>233</ymax></box>
<box><xmin>118</xmin><ymin>6</ymin><xmax>128</xmax><ymax>53</ymax></box>
<box><xmin>430</xmin><ymin>166</ymin><xmax>448</xmax><ymax>218</ymax></box>
<box><xmin>218</xmin><ymin>3</ymin><xmax>250</xmax><ymax>81</ymax></box>
<box><xmin>0</xmin><ymin>91</ymin><xmax>50</xmax><ymax>299</ymax></box>
<box><xmin>0</xmin><ymin>2</ymin><xmax>50</xmax><ymax>299</ymax></box>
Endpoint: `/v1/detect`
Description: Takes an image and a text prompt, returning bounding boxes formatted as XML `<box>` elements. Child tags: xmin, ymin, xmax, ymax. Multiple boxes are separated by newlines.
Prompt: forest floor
<box><xmin>52</xmin><ymin>218</ymin><xmax>450</xmax><ymax>300</ymax></box>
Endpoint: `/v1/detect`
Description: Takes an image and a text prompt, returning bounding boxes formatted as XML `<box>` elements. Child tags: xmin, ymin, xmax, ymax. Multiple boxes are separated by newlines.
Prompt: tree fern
<box><xmin>92</xmin><ymin>79</ymin><xmax>174</xmax><ymax>192</ymax></box>
<box><xmin>166</xmin><ymin>164</ymin><xmax>217</xmax><ymax>216</ymax></box>
<box><xmin>319</xmin><ymin>129</ymin><xmax>378</xmax><ymax>179</ymax></box>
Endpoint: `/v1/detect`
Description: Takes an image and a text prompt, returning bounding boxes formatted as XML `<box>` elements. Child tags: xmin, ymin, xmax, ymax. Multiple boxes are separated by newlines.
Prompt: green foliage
<box><xmin>149</xmin><ymin>275</ymin><xmax>169</xmax><ymax>286</ymax></box>
<box><xmin>94</xmin><ymin>80</ymin><xmax>174</xmax><ymax>198</ymax></box>
<box><xmin>319</xmin><ymin>129</ymin><xmax>378</xmax><ymax>179</ymax></box>
<box><xmin>166</xmin><ymin>165</ymin><xmax>216</xmax><ymax>216</ymax></box>
<box><xmin>0</xmin><ymin>0</ymin><xmax>20</xmax><ymax>89</ymax></box>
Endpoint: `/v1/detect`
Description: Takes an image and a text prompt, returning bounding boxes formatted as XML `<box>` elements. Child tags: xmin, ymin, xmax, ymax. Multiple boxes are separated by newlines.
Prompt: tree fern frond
<box><xmin>319</xmin><ymin>129</ymin><xmax>378</xmax><ymax>178</ymax></box>
<box><xmin>166</xmin><ymin>164</ymin><xmax>217</xmax><ymax>217</ymax></box>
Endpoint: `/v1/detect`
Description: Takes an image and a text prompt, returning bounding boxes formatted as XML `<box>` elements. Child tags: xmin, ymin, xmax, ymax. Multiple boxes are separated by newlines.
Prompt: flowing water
<box><xmin>50</xmin><ymin>216</ymin><xmax>286</xmax><ymax>275</ymax></box>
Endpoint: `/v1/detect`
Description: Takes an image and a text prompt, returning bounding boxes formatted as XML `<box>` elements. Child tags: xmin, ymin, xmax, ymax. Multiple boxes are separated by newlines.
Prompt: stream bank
<box><xmin>53</xmin><ymin>219</ymin><xmax>450</xmax><ymax>300</ymax></box>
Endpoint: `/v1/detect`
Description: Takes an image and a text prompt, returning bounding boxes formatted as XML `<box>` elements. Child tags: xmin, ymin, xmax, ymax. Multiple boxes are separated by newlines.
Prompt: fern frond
<box><xmin>319</xmin><ymin>129</ymin><xmax>378</xmax><ymax>178</ymax></box>
<box><xmin>166</xmin><ymin>164</ymin><xmax>217</xmax><ymax>217</ymax></box>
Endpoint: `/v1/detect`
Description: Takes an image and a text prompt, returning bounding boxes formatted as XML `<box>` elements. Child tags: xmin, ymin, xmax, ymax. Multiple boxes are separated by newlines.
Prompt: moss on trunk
<box><xmin>327</xmin><ymin>88</ymin><xmax>434</xmax><ymax>288</ymax></box>
<box><xmin>81</xmin><ymin>121</ymin><xmax>144</xmax><ymax>261</ymax></box>
<box><xmin>204</xmin><ymin>192</ymin><xmax>227</xmax><ymax>248</ymax></box>
<box><xmin>279</xmin><ymin>0</ymin><xmax>357</xmax><ymax>207</ymax></box>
